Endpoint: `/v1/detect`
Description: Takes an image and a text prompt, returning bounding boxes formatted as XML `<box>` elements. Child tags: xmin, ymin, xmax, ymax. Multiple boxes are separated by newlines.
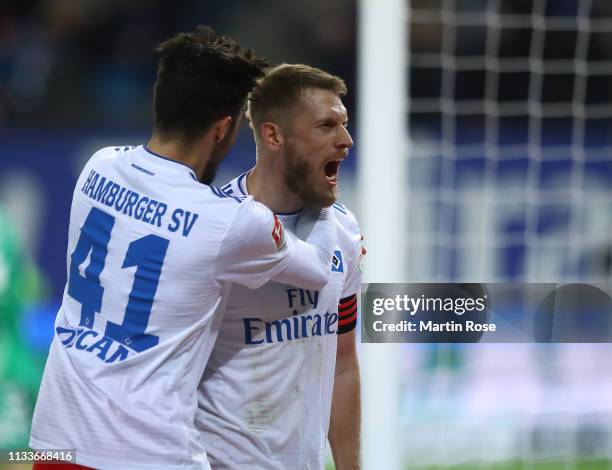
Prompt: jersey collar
<box><xmin>142</xmin><ymin>146</ymin><xmax>198</xmax><ymax>181</ymax></box>
<box><xmin>237</xmin><ymin>171</ymin><xmax>249</xmax><ymax>196</ymax></box>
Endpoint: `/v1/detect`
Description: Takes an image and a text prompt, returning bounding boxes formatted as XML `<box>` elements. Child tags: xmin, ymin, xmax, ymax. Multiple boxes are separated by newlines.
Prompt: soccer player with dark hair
<box><xmin>30</xmin><ymin>28</ymin><xmax>337</xmax><ymax>469</ymax></box>
<box><xmin>196</xmin><ymin>64</ymin><xmax>362</xmax><ymax>470</ymax></box>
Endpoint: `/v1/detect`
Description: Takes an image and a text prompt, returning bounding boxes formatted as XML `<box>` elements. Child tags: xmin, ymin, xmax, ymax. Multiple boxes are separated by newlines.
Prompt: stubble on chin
<box><xmin>200</xmin><ymin>166</ymin><xmax>217</xmax><ymax>185</ymax></box>
<box><xmin>283</xmin><ymin>148</ymin><xmax>337</xmax><ymax>208</ymax></box>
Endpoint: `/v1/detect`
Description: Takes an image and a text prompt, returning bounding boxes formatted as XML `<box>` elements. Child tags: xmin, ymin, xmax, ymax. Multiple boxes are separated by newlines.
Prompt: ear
<box><xmin>213</xmin><ymin>116</ymin><xmax>233</xmax><ymax>142</ymax></box>
<box><xmin>259</xmin><ymin>122</ymin><xmax>284</xmax><ymax>151</ymax></box>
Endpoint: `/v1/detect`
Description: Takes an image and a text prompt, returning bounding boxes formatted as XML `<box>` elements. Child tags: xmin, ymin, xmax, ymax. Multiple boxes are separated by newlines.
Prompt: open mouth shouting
<box><xmin>324</xmin><ymin>160</ymin><xmax>342</xmax><ymax>185</ymax></box>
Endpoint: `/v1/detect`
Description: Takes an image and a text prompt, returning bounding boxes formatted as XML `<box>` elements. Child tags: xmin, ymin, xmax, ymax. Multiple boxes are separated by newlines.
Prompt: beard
<box><xmin>200</xmin><ymin>115</ymin><xmax>242</xmax><ymax>185</ymax></box>
<box><xmin>283</xmin><ymin>143</ymin><xmax>337</xmax><ymax>208</ymax></box>
<box><xmin>200</xmin><ymin>130</ymin><xmax>237</xmax><ymax>185</ymax></box>
<box><xmin>200</xmin><ymin>162</ymin><xmax>217</xmax><ymax>184</ymax></box>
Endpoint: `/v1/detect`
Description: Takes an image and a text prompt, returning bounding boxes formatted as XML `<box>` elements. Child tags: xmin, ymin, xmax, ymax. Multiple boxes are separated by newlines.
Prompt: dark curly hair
<box><xmin>153</xmin><ymin>25</ymin><xmax>268</xmax><ymax>142</ymax></box>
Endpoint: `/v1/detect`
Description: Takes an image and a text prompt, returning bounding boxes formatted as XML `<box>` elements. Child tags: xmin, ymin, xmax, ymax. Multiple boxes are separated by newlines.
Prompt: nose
<box><xmin>338</xmin><ymin>125</ymin><xmax>354</xmax><ymax>152</ymax></box>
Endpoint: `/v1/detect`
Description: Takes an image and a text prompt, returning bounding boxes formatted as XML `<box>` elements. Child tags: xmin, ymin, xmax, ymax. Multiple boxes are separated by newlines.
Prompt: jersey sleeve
<box><xmin>215</xmin><ymin>199</ymin><xmax>335</xmax><ymax>290</ymax></box>
<box><xmin>337</xmin><ymin>209</ymin><xmax>363</xmax><ymax>335</ymax></box>
<box><xmin>214</xmin><ymin>198</ymin><xmax>290</xmax><ymax>289</ymax></box>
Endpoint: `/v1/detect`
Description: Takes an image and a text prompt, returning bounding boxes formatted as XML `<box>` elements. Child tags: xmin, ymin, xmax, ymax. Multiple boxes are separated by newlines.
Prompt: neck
<box><xmin>247</xmin><ymin>152</ymin><xmax>304</xmax><ymax>214</ymax></box>
<box><xmin>146</xmin><ymin>133</ymin><xmax>212</xmax><ymax>182</ymax></box>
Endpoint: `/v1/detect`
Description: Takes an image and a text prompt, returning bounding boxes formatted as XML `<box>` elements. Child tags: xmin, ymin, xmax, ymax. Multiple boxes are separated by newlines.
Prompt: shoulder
<box><xmin>203</xmin><ymin>172</ymin><xmax>249</xmax><ymax>219</ymax></box>
<box><xmin>89</xmin><ymin>145</ymin><xmax>135</xmax><ymax>163</ymax></box>
<box><xmin>333</xmin><ymin>201</ymin><xmax>362</xmax><ymax>270</ymax></box>
<box><xmin>76</xmin><ymin>146</ymin><xmax>125</xmax><ymax>184</ymax></box>
<box><xmin>217</xmin><ymin>196</ymin><xmax>286</xmax><ymax>253</ymax></box>
<box><xmin>80</xmin><ymin>146</ymin><xmax>135</xmax><ymax>176</ymax></box>
<box><xmin>207</xmin><ymin>184</ymin><xmax>247</xmax><ymax>204</ymax></box>
<box><xmin>220</xmin><ymin>171</ymin><xmax>249</xmax><ymax>198</ymax></box>
<box><xmin>332</xmin><ymin>201</ymin><xmax>361</xmax><ymax>239</ymax></box>
<box><xmin>185</xmin><ymin>181</ymin><xmax>247</xmax><ymax>214</ymax></box>
<box><xmin>189</xmin><ymin>186</ymin><xmax>247</xmax><ymax>234</ymax></box>
<box><xmin>216</xmin><ymin>195</ymin><xmax>274</xmax><ymax>233</ymax></box>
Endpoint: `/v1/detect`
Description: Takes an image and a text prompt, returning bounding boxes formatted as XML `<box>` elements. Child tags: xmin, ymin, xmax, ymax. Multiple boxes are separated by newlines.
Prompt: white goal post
<box><xmin>357</xmin><ymin>0</ymin><xmax>407</xmax><ymax>469</ymax></box>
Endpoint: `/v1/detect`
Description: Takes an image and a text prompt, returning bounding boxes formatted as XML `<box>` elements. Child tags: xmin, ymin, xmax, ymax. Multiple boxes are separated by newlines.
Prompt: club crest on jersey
<box><xmin>331</xmin><ymin>250</ymin><xmax>344</xmax><ymax>272</ymax></box>
<box><xmin>271</xmin><ymin>214</ymin><xmax>285</xmax><ymax>250</ymax></box>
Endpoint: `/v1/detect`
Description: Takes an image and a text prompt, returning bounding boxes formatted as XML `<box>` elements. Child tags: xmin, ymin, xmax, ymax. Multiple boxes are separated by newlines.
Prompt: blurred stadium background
<box><xmin>1</xmin><ymin>0</ymin><xmax>612</xmax><ymax>469</ymax></box>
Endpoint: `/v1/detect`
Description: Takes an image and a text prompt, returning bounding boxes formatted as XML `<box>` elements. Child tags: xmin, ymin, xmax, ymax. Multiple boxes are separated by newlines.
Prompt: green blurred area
<box><xmin>0</xmin><ymin>209</ymin><xmax>47</xmax><ymax>450</ymax></box>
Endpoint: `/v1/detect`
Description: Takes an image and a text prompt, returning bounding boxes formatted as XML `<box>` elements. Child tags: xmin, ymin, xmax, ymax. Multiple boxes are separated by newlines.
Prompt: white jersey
<box><xmin>30</xmin><ymin>147</ymin><xmax>313</xmax><ymax>469</ymax></box>
<box><xmin>195</xmin><ymin>173</ymin><xmax>362</xmax><ymax>470</ymax></box>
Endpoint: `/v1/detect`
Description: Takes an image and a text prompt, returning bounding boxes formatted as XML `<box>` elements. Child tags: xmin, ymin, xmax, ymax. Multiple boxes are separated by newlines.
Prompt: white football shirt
<box><xmin>30</xmin><ymin>146</ymin><xmax>332</xmax><ymax>469</ymax></box>
<box><xmin>195</xmin><ymin>172</ymin><xmax>362</xmax><ymax>470</ymax></box>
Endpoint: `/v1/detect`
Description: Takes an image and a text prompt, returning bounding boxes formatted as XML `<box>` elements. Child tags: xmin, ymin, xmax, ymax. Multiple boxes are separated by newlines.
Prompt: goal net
<box><xmin>407</xmin><ymin>0</ymin><xmax>612</xmax><ymax>283</ymax></box>
<box><xmin>358</xmin><ymin>1</ymin><xmax>612</xmax><ymax>469</ymax></box>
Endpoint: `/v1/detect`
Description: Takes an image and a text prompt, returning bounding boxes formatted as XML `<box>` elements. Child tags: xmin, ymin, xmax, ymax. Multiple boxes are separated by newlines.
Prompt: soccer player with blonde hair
<box><xmin>197</xmin><ymin>64</ymin><xmax>362</xmax><ymax>470</ymax></box>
